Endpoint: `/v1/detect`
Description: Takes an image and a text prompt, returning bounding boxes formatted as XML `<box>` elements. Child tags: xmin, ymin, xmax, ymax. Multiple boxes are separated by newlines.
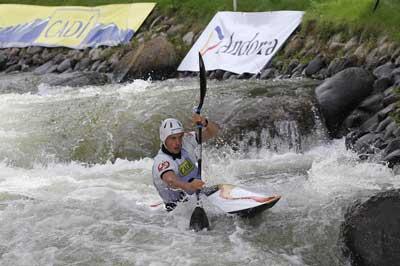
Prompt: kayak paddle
<box><xmin>189</xmin><ymin>53</ymin><xmax>210</xmax><ymax>232</ymax></box>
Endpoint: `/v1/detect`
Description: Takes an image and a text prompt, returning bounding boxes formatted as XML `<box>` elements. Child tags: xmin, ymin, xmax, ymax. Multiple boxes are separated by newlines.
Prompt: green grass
<box><xmin>306</xmin><ymin>0</ymin><xmax>400</xmax><ymax>41</ymax></box>
<box><xmin>0</xmin><ymin>0</ymin><xmax>400</xmax><ymax>41</ymax></box>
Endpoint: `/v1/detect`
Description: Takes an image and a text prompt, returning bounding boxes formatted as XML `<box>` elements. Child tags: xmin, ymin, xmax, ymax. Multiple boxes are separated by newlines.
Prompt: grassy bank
<box><xmin>0</xmin><ymin>0</ymin><xmax>399</xmax><ymax>41</ymax></box>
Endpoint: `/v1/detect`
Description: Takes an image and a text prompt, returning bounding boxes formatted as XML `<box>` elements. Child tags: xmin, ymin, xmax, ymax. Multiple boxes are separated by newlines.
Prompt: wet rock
<box><xmin>390</xmin><ymin>67</ymin><xmax>400</xmax><ymax>84</ymax></box>
<box><xmin>284</xmin><ymin>35</ymin><xmax>304</xmax><ymax>57</ymax></box>
<box><xmin>0</xmin><ymin>54</ymin><xmax>7</xmax><ymax>71</ymax></box>
<box><xmin>341</xmin><ymin>189</ymin><xmax>400</xmax><ymax>264</ymax></box>
<box><xmin>208</xmin><ymin>71</ymin><xmax>216</xmax><ymax>80</ymax></box>
<box><xmin>21</xmin><ymin>64</ymin><xmax>30</xmax><ymax>72</ymax></box>
<box><xmin>0</xmin><ymin>73</ymin><xmax>41</xmax><ymax>93</ymax></box>
<box><xmin>373</xmin><ymin>76</ymin><xmax>393</xmax><ymax>93</ymax></box>
<box><xmin>342</xmin><ymin>110</ymin><xmax>372</xmax><ymax>130</ymax></box>
<box><xmin>373</xmin><ymin>62</ymin><xmax>395</xmax><ymax>79</ymax></box>
<box><xmin>365</xmin><ymin>48</ymin><xmax>380</xmax><ymax>69</ymax></box>
<box><xmin>286</xmin><ymin>59</ymin><xmax>299</xmax><ymax>74</ymax></box>
<box><xmin>74</xmin><ymin>58</ymin><xmax>91</xmax><ymax>71</ymax></box>
<box><xmin>353</xmin><ymin>44</ymin><xmax>371</xmax><ymax>64</ymax></box>
<box><xmin>41</xmin><ymin>72</ymin><xmax>109</xmax><ymax>87</ymax></box>
<box><xmin>167</xmin><ymin>24</ymin><xmax>184</xmax><ymax>36</ymax></box>
<box><xmin>291</xmin><ymin>63</ymin><xmax>307</xmax><ymax>75</ymax></box>
<box><xmin>376</xmin><ymin>116</ymin><xmax>393</xmax><ymax>133</ymax></box>
<box><xmin>315</xmin><ymin>67</ymin><xmax>375</xmax><ymax>136</ymax></box>
<box><xmin>31</xmin><ymin>53</ymin><xmax>44</xmax><ymax>66</ymax></box>
<box><xmin>182</xmin><ymin>32</ymin><xmax>195</xmax><ymax>46</ymax></box>
<box><xmin>41</xmin><ymin>48</ymin><xmax>54</xmax><ymax>62</ymax></box>
<box><xmin>327</xmin><ymin>57</ymin><xmax>355</xmax><ymax>77</ymax></box>
<box><xmin>358</xmin><ymin>94</ymin><xmax>383</xmax><ymax>113</ymax></box>
<box><xmin>26</xmin><ymin>46</ymin><xmax>43</xmax><ymax>55</ymax></box>
<box><xmin>214</xmin><ymin>69</ymin><xmax>224</xmax><ymax>80</ymax></box>
<box><xmin>5</xmin><ymin>64</ymin><xmax>21</xmax><ymax>73</ymax></box>
<box><xmin>383</xmin><ymin>86</ymin><xmax>394</xmax><ymax>97</ymax></box>
<box><xmin>217</xmin><ymin>89</ymin><xmax>316</xmax><ymax>152</ymax></box>
<box><xmin>344</xmin><ymin>37</ymin><xmax>359</xmax><ymax>53</ymax></box>
<box><xmin>228</xmin><ymin>74</ymin><xmax>238</xmax><ymax>80</ymax></box>
<box><xmin>46</xmin><ymin>65</ymin><xmax>58</xmax><ymax>74</ymax></box>
<box><xmin>237</xmin><ymin>73</ymin><xmax>252</xmax><ymax>79</ymax></box>
<box><xmin>149</xmin><ymin>15</ymin><xmax>163</xmax><ymax>30</ymax></box>
<box><xmin>6</xmin><ymin>56</ymin><xmax>18</xmax><ymax>68</ymax></box>
<box><xmin>108</xmin><ymin>52</ymin><xmax>122</xmax><ymax>67</ymax></box>
<box><xmin>113</xmin><ymin>36</ymin><xmax>177</xmax><ymax>82</ymax></box>
<box><xmin>222</xmin><ymin>71</ymin><xmax>233</xmax><ymax>80</ymax></box>
<box><xmin>354</xmin><ymin>132</ymin><xmax>383</xmax><ymax>155</ymax></box>
<box><xmin>384</xmin><ymin>150</ymin><xmax>400</xmax><ymax>167</ymax></box>
<box><xmin>53</xmin><ymin>53</ymin><xmax>65</xmax><ymax>65</ymax></box>
<box><xmin>90</xmin><ymin>60</ymin><xmax>101</xmax><ymax>71</ymax></box>
<box><xmin>328</xmin><ymin>42</ymin><xmax>344</xmax><ymax>53</ymax></box>
<box><xmin>56</xmin><ymin>59</ymin><xmax>72</xmax><ymax>73</ymax></box>
<box><xmin>377</xmin><ymin>55</ymin><xmax>390</xmax><ymax>67</ymax></box>
<box><xmin>88</xmin><ymin>48</ymin><xmax>104</xmax><ymax>61</ymax></box>
<box><xmin>97</xmin><ymin>61</ymin><xmax>109</xmax><ymax>73</ymax></box>
<box><xmin>8</xmin><ymin>48</ymin><xmax>20</xmax><ymax>57</ymax></box>
<box><xmin>260</xmin><ymin>68</ymin><xmax>275</xmax><ymax>80</ymax></box>
<box><xmin>394</xmin><ymin>128</ymin><xmax>400</xmax><ymax>138</ymax></box>
<box><xmin>305</xmin><ymin>54</ymin><xmax>325</xmax><ymax>76</ymax></box>
<box><xmin>377</xmin><ymin>103</ymin><xmax>396</xmax><ymax>120</ymax></box>
<box><xmin>249</xmin><ymin>73</ymin><xmax>260</xmax><ymax>80</ymax></box>
<box><xmin>395</xmin><ymin>56</ymin><xmax>400</xmax><ymax>66</ymax></box>
<box><xmin>383</xmin><ymin>121</ymin><xmax>397</xmax><ymax>140</ymax></box>
<box><xmin>345</xmin><ymin>130</ymin><xmax>365</xmax><ymax>150</ymax></box>
<box><xmin>382</xmin><ymin>93</ymin><xmax>399</xmax><ymax>106</ymax></box>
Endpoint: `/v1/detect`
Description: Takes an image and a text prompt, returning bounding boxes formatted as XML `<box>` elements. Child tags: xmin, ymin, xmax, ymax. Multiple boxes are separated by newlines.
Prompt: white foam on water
<box><xmin>1</xmin><ymin>79</ymin><xmax>399</xmax><ymax>265</ymax></box>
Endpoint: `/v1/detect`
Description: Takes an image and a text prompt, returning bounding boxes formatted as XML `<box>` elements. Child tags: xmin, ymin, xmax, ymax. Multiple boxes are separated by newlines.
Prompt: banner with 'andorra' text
<box><xmin>178</xmin><ymin>11</ymin><xmax>304</xmax><ymax>74</ymax></box>
<box><xmin>0</xmin><ymin>3</ymin><xmax>155</xmax><ymax>49</ymax></box>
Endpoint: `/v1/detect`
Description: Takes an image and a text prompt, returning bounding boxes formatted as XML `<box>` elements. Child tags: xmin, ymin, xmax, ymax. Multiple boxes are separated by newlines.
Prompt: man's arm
<box><xmin>162</xmin><ymin>171</ymin><xmax>204</xmax><ymax>192</ymax></box>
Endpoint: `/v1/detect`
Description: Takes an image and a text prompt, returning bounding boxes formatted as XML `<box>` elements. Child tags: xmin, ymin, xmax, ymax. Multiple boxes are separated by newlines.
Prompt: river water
<box><xmin>0</xmin><ymin>77</ymin><xmax>399</xmax><ymax>266</ymax></box>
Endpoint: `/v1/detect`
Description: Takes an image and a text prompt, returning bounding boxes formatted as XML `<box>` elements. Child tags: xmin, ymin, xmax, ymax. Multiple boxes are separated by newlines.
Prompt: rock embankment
<box><xmin>340</xmin><ymin>189</ymin><xmax>400</xmax><ymax>266</ymax></box>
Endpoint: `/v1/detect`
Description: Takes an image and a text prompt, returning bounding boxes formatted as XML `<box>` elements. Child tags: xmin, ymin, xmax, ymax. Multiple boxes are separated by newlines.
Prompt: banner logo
<box><xmin>216</xmin><ymin>32</ymin><xmax>278</xmax><ymax>57</ymax></box>
<box><xmin>36</xmin><ymin>8</ymin><xmax>99</xmax><ymax>47</ymax></box>
<box><xmin>200</xmin><ymin>26</ymin><xmax>224</xmax><ymax>56</ymax></box>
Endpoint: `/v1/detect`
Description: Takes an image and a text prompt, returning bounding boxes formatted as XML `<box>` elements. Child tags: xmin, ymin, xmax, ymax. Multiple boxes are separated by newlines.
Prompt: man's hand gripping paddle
<box><xmin>189</xmin><ymin>53</ymin><xmax>210</xmax><ymax>232</ymax></box>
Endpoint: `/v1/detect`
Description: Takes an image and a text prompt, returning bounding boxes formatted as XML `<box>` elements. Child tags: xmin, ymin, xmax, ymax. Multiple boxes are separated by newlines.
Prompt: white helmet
<box><xmin>159</xmin><ymin>118</ymin><xmax>184</xmax><ymax>143</ymax></box>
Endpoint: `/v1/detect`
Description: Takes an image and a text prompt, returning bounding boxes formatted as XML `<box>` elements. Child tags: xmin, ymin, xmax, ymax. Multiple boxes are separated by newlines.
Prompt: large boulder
<box><xmin>113</xmin><ymin>36</ymin><xmax>178</xmax><ymax>82</ymax></box>
<box><xmin>212</xmin><ymin>84</ymin><xmax>318</xmax><ymax>152</ymax></box>
<box><xmin>315</xmin><ymin>67</ymin><xmax>374</xmax><ymax>137</ymax></box>
<box><xmin>340</xmin><ymin>189</ymin><xmax>400</xmax><ymax>266</ymax></box>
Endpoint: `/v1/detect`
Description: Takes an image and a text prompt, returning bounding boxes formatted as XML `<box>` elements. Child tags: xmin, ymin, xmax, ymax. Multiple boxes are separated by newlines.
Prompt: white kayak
<box><xmin>202</xmin><ymin>184</ymin><xmax>281</xmax><ymax>217</ymax></box>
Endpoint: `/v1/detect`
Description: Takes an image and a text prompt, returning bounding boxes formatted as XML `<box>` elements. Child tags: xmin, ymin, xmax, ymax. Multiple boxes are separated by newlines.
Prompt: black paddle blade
<box><xmin>196</xmin><ymin>52</ymin><xmax>207</xmax><ymax>114</ymax></box>
<box><xmin>189</xmin><ymin>206</ymin><xmax>210</xmax><ymax>232</ymax></box>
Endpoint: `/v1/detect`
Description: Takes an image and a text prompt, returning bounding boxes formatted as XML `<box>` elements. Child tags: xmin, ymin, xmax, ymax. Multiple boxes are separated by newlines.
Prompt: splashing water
<box><xmin>0</xmin><ymin>77</ymin><xmax>398</xmax><ymax>266</ymax></box>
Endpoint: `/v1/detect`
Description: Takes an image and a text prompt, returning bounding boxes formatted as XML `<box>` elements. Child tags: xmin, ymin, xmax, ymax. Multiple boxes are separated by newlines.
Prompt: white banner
<box><xmin>178</xmin><ymin>11</ymin><xmax>304</xmax><ymax>74</ymax></box>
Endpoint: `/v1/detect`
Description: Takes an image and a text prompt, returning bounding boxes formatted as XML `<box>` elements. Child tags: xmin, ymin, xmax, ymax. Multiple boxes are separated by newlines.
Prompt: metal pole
<box><xmin>233</xmin><ymin>0</ymin><xmax>237</xmax><ymax>11</ymax></box>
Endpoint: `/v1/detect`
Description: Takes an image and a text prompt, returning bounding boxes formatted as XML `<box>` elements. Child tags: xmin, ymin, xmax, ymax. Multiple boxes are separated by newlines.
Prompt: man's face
<box><xmin>165</xmin><ymin>132</ymin><xmax>184</xmax><ymax>154</ymax></box>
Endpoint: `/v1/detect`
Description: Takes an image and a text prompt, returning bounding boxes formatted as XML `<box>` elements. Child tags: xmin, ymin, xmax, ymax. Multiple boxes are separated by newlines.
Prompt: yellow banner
<box><xmin>0</xmin><ymin>3</ymin><xmax>156</xmax><ymax>48</ymax></box>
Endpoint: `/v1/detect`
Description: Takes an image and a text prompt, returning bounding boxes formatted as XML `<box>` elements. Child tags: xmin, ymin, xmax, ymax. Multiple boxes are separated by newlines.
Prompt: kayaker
<box><xmin>152</xmin><ymin>114</ymin><xmax>219</xmax><ymax>211</ymax></box>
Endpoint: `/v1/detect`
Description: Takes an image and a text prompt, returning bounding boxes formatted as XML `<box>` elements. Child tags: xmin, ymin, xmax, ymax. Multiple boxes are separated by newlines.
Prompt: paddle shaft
<box><xmin>196</xmin><ymin>52</ymin><xmax>206</xmax><ymax>202</ymax></box>
<box><xmin>196</xmin><ymin>113</ymin><xmax>202</xmax><ymax>202</ymax></box>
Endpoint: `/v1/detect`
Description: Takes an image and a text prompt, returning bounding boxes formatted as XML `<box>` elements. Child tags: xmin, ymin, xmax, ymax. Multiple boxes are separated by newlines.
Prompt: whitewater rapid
<box><xmin>0</xmin><ymin>78</ymin><xmax>399</xmax><ymax>266</ymax></box>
